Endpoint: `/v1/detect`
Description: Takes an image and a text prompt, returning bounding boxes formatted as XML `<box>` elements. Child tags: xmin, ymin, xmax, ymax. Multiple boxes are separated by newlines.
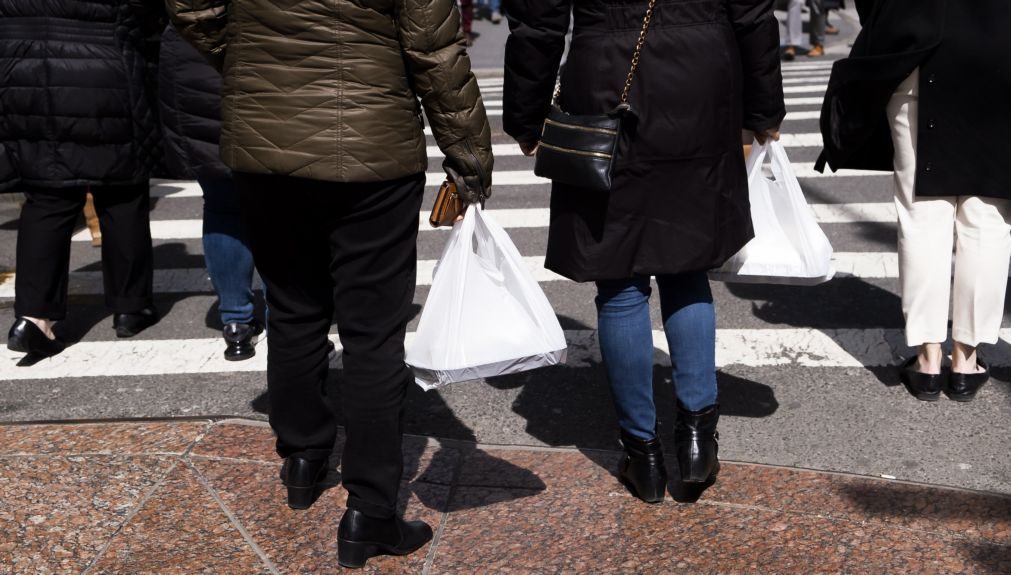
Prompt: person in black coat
<box><xmin>1</xmin><ymin>0</ymin><xmax>164</xmax><ymax>357</ymax></box>
<box><xmin>818</xmin><ymin>0</ymin><xmax>1011</xmax><ymax>403</ymax></box>
<box><xmin>503</xmin><ymin>0</ymin><xmax>785</xmax><ymax>503</ymax></box>
<box><xmin>158</xmin><ymin>24</ymin><xmax>262</xmax><ymax>361</ymax></box>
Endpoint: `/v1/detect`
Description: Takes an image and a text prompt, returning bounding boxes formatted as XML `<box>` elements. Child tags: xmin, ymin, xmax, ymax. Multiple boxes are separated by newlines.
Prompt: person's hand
<box><xmin>445</xmin><ymin>165</ymin><xmax>489</xmax><ymax>207</ymax></box>
<box><xmin>754</xmin><ymin>127</ymin><xmax>781</xmax><ymax>145</ymax></box>
<box><xmin>519</xmin><ymin>141</ymin><xmax>539</xmax><ymax>157</ymax></box>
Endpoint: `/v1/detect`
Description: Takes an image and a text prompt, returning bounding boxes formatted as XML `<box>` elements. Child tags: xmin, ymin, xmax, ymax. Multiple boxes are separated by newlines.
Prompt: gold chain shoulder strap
<box><xmin>620</xmin><ymin>0</ymin><xmax>658</xmax><ymax>104</ymax></box>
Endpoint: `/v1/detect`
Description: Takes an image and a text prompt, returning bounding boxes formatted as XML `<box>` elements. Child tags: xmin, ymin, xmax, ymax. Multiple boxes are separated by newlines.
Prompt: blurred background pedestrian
<box><xmin>1</xmin><ymin>0</ymin><xmax>164</xmax><ymax>358</ymax></box>
<box><xmin>783</xmin><ymin>0</ymin><xmax>827</xmax><ymax>60</ymax></box>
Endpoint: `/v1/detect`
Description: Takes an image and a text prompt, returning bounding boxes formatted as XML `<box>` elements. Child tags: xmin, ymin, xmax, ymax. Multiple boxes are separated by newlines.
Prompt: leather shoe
<box><xmin>223</xmin><ymin>321</ymin><xmax>263</xmax><ymax>361</ymax></box>
<box><xmin>808</xmin><ymin>44</ymin><xmax>825</xmax><ymax>58</ymax></box>
<box><xmin>945</xmin><ymin>360</ymin><xmax>989</xmax><ymax>402</ymax></box>
<box><xmin>113</xmin><ymin>308</ymin><xmax>158</xmax><ymax>338</ymax></box>
<box><xmin>782</xmin><ymin>46</ymin><xmax>796</xmax><ymax>61</ymax></box>
<box><xmin>280</xmin><ymin>456</ymin><xmax>330</xmax><ymax>510</ymax></box>
<box><xmin>899</xmin><ymin>357</ymin><xmax>943</xmax><ymax>401</ymax></box>
<box><xmin>7</xmin><ymin>318</ymin><xmax>65</xmax><ymax>357</ymax></box>
<box><xmin>618</xmin><ymin>429</ymin><xmax>667</xmax><ymax>504</ymax></box>
<box><xmin>337</xmin><ymin>509</ymin><xmax>433</xmax><ymax>569</ymax></box>
<box><xmin>675</xmin><ymin>403</ymin><xmax>720</xmax><ymax>484</ymax></box>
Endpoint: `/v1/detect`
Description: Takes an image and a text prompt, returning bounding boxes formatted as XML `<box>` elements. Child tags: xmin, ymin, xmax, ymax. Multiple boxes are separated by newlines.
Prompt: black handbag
<box><xmin>533</xmin><ymin>0</ymin><xmax>656</xmax><ymax>192</ymax></box>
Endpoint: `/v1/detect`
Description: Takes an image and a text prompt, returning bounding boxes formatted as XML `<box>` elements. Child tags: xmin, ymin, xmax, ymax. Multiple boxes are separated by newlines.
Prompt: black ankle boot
<box><xmin>618</xmin><ymin>429</ymin><xmax>667</xmax><ymax>504</ymax></box>
<box><xmin>280</xmin><ymin>456</ymin><xmax>330</xmax><ymax>510</ymax></box>
<box><xmin>337</xmin><ymin>509</ymin><xmax>433</xmax><ymax>569</ymax></box>
<box><xmin>223</xmin><ymin>321</ymin><xmax>263</xmax><ymax>361</ymax></box>
<box><xmin>675</xmin><ymin>403</ymin><xmax>720</xmax><ymax>484</ymax></box>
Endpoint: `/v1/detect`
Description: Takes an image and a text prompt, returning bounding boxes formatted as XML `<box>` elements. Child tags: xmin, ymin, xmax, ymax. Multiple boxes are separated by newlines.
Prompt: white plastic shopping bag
<box><xmin>406</xmin><ymin>204</ymin><xmax>567</xmax><ymax>389</ymax></box>
<box><xmin>709</xmin><ymin>139</ymin><xmax>835</xmax><ymax>285</ymax></box>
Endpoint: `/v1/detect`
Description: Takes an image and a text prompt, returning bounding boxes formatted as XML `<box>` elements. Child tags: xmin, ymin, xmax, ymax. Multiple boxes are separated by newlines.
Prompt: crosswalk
<box><xmin>3</xmin><ymin>59</ymin><xmax>1009</xmax><ymax>381</ymax></box>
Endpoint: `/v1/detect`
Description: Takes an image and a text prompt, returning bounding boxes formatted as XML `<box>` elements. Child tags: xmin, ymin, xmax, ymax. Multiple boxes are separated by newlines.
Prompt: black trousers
<box><xmin>237</xmin><ymin>172</ymin><xmax>425</xmax><ymax>519</ymax></box>
<box><xmin>15</xmin><ymin>183</ymin><xmax>154</xmax><ymax>320</ymax></box>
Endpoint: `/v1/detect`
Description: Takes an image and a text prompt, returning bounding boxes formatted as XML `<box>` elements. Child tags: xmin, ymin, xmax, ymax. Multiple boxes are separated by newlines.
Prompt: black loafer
<box><xmin>113</xmin><ymin>308</ymin><xmax>159</xmax><ymax>338</ymax></box>
<box><xmin>945</xmin><ymin>360</ymin><xmax>990</xmax><ymax>402</ymax></box>
<box><xmin>7</xmin><ymin>318</ymin><xmax>65</xmax><ymax>357</ymax></box>
<box><xmin>223</xmin><ymin>321</ymin><xmax>263</xmax><ymax>361</ymax></box>
<box><xmin>280</xmin><ymin>456</ymin><xmax>330</xmax><ymax>510</ymax></box>
<box><xmin>899</xmin><ymin>357</ymin><xmax>943</xmax><ymax>401</ymax></box>
<box><xmin>337</xmin><ymin>509</ymin><xmax>433</xmax><ymax>569</ymax></box>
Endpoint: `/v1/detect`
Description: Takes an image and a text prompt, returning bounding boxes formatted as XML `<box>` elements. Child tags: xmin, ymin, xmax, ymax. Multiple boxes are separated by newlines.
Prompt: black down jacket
<box><xmin>158</xmin><ymin>24</ymin><xmax>229</xmax><ymax>182</ymax></box>
<box><xmin>504</xmin><ymin>0</ymin><xmax>785</xmax><ymax>281</ymax></box>
<box><xmin>0</xmin><ymin>0</ymin><xmax>164</xmax><ymax>192</ymax></box>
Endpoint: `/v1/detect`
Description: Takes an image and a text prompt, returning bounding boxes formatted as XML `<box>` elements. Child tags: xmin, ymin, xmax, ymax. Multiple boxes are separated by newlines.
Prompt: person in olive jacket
<box><xmin>818</xmin><ymin>0</ymin><xmax>1011</xmax><ymax>403</ymax></box>
<box><xmin>0</xmin><ymin>0</ymin><xmax>164</xmax><ymax>358</ymax></box>
<box><xmin>503</xmin><ymin>0</ymin><xmax>784</xmax><ymax>504</ymax></box>
<box><xmin>166</xmin><ymin>0</ymin><xmax>493</xmax><ymax>568</ymax></box>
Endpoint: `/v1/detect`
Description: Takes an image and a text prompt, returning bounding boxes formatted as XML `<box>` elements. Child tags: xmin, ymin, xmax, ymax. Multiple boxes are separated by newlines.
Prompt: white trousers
<box><xmin>888</xmin><ymin>69</ymin><xmax>1011</xmax><ymax>347</ymax></box>
<box><xmin>785</xmin><ymin>0</ymin><xmax>803</xmax><ymax>47</ymax></box>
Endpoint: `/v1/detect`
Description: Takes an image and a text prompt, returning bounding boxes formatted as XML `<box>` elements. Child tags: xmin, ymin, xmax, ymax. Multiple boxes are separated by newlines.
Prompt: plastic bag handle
<box><xmin>746</xmin><ymin>138</ymin><xmax>769</xmax><ymax>184</ymax></box>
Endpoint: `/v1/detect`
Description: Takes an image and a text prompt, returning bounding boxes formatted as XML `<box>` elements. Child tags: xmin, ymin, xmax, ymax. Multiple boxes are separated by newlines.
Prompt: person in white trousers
<box><xmin>888</xmin><ymin>68</ymin><xmax>1011</xmax><ymax>402</ymax></box>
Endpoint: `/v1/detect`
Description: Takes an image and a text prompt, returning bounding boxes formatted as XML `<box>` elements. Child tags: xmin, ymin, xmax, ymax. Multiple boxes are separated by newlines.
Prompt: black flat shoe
<box><xmin>113</xmin><ymin>308</ymin><xmax>159</xmax><ymax>338</ymax></box>
<box><xmin>899</xmin><ymin>357</ymin><xmax>943</xmax><ymax>401</ymax></box>
<box><xmin>7</xmin><ymin>318</ymin><xmax>65</xmax><ymax>357</ymax></box>
<box><xmin>945</xmin><ymin>360</ymin><xmax>990</xmax><ymax>402</ymax></box>
<box><xmin>280</xmin><ymin>456</ymin><xmax>330</xmax><ymax>510</ymax></box>
<box><xmin>223</xmin><ymin>321</ymin><xmax>263</xmax><ymax>361</ymax></box>
<box><xmin>337</xmin><ymin>509</ymin><xmax>433</xmax><ymax>569</ymax></box>
<box><xmin>618</xmin><ymin>429</ymin><xmax>667</xmax><ymax>504</ymax></box>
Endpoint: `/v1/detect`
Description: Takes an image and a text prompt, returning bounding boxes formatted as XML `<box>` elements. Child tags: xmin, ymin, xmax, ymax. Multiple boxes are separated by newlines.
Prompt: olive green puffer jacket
<box><xmin>165</xmin><ymin>0</ymin><xmax>492</xmax><ymax>191</ymax></box>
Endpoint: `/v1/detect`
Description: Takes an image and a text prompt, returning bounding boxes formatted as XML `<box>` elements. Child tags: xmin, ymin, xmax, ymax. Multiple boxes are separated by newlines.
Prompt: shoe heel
<box><xmin>286</xmin><ymin>485</ymin><xmax>315</xmax><ymax>510</ymax></box>
<box><xmin>337</xmin><ymin>539</ymin><xmax>375</xmax><ymax>569</ymax></box>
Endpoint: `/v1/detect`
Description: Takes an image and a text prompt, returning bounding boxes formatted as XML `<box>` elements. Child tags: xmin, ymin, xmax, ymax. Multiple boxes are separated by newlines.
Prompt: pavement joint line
<box><xmin>186</xmin><ymin>458</ymin><xmax>283</xmax><ymax>575</ymax></box>
<box><xmin>421</xmin><ymin>433</ymin><xmax>469</xmax><ymax>575</ymax></box>
<box><xmin>188</xmin><ymin>453</ymin><xmax>278</xmax><ymax>468</ymax></box>
<box><xmin>79</xmin><ymin>457</ymin><xmax>185</xmax><ymax>575</ymax></box>
<box><xmin>0</xmin><ymin>451</ymin><xmax>198</xmax><ymax>459</ymax></box>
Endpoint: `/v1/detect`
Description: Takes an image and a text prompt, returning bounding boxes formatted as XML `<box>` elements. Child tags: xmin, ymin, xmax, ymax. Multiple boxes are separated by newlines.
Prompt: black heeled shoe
<box><xmin>337</xmin><ymin>508</ymin><xmax>433</xmax><ymax>569</ymax></box>
<box><xmin>618</xmin><ymin>429</ymin><xmax>667</xmax><ymax>504</ymax></box>
<box><xmin>223</xmin><ymin>321</ymin><xmax>263</xmax><ymax>361</ymax></box>
<box><xmin>7</xmin><ymin>318</ymin><xmax>65</xmax><ymax>357</ymax></box>
<box><xmin>112</xmin><ymin>307</ymin><xmax>159</xmax><ymax>338</ymax></box>
<box><xmin>675</xmin><ymin>403</ymin><xmax>720</xmax><ymax>484</ymax></box>
<box><xmin>280</xmin><ymin>456</ymin><xmax>330</xmax><ymax>510</ymax></box>
<box><xmin>945</xmin><ymin>360</ymin><xmax>990</xmax><ymax>402</ymax></box>
<box><xmin>899</xmin><ymin>357</ymin><xmax>943</xmax><ymax>401</ymax></box>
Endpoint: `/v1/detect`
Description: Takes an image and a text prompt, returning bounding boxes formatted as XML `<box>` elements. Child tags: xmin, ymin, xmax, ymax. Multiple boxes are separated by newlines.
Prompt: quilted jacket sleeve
<box><xmin>164</xmin><ymin>0</ymin><xmax>231</xmax><ymax>70</ymax></box>
<box><xmin>501</xmin><ymin>0</ymin><xmax>572</xmax><ymax>146</ymax></box>
<box><xmin>726</xmin><ymin>0</ymin><xmax>786</xmax><ymax>132</ymax></box>
<box><xmin>396</xmin><ymin>0</ymin><xmax>494</xmax><ymax>190</ymax></box>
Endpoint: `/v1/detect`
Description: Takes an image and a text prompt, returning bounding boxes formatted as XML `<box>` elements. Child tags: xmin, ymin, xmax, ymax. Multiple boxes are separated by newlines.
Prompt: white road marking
<box><xmin>4</xmin><ymin>327</ymin><xmax>1010</xmax><ymax>380</ymax></box>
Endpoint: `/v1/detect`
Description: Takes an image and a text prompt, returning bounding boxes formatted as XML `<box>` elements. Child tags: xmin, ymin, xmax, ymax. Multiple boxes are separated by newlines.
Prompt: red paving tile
<box><xmin>2</xmin><ymin>419</ymin><xmax>1008</xmax><ymax>575</ymax></box>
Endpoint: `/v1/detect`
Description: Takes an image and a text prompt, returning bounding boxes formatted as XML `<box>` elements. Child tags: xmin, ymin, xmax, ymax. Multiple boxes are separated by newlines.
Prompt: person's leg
<box><xmin>595</xmin><ymin>276</ymin><xmax>657</xmax><ymax>441</ymax></box>
<box><xmin>200</xmin><ymin>176</ymin><xmax>256</xmax><ymax>326</ymax></box>
<box><xmin>808</xmin><ymin>0</ymin><xmax>827</xmax><ymax>56</ymax></box>
<box><xmin>14</xmin><ymin>186</ymin><xmax>87</xmax><ymax>325</ymax></box>
<box><xmin>328</xmin><ymin>174</ymin><xmax>425</xmax><ymax>519</ymax></box>
<box><xmin>951</xmin><ymin>195</ymin><xmax>1011</xmax><ymax>369</ymax></box>
<box><xmin>460</xmin><ymin>0</ymin><xmax>474</xmax><ymax>42</ymax></box>
<box><xmin>888</xmin><ymin>69</ymin><xmax>956</xmax><ymax>374</ymax></box>
<box><xmin>655</xmin><ymin>272</ymin><xmax>717</xmax><ymax>411</ymax></box>
<box><xmin>90</xmin><ymin>182</ymin><xmax>154</xmax><ymax>314</ymax></box>
<box><xmin>237</xmin><ymin>172</ymin><xmax>338</xmax><ymax>462</ymax></box>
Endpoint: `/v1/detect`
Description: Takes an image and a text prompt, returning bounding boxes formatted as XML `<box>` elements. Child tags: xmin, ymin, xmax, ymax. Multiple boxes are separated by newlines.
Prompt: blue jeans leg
<box><xmin>595</xmin><ymin>277</ymin><xmax>657</xmax><ymax>441</ymax></box>
<box><xmin>656</xmin><ymin>272</ymin><xmax>718</xmax><ymax>411</ymax></box>
<box><xmin>199</xmin><ymin>177</ymin><xmax>256</xmax><ymax>326</ymax></box>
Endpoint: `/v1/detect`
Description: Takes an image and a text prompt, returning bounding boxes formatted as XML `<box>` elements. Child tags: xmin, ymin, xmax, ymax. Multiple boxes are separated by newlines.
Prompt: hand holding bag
<box><xmin>406</xmin><ymin>205</ymin><xmax>568</xmax><ymax>389</ymax></box>
<box><xmin>709</xmin><ymin>139</ymin><xmax>835</xmax><ymax>285</ymax></box>
<box><xmin>533</xmin><ymin>0</ymin><xmax>656</xmax><ymax>191</ymax></box>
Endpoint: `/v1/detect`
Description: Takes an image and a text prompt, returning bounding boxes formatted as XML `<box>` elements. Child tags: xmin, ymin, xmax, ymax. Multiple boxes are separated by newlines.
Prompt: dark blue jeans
<box><xmin>199</xmin><ymin>177</ymin><xmax>256</xmax><ymax>325</ymax></box>
<box><xmin>595</xmin><ymin>272</ymin><xmax>718</xmax><ymax>441</ymax></box>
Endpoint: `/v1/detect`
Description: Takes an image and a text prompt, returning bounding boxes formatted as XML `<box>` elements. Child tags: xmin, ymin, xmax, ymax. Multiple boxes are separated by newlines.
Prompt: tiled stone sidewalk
<box><xmin>1</xmin><ymin>419</ymin><xmax>1008</xmax><ymax>574</ymax></box>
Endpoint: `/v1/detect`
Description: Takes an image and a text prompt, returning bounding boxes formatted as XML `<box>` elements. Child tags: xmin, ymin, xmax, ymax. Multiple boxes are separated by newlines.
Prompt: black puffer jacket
<box><xmin>0</xmin><ymin>0</ymin><xmax>164</xmax><ymax>192</ymax></box>
<box><xmin>158</xmin><ymin>24</ymin><xmax>229</xmax><ymax>182</ymax></box>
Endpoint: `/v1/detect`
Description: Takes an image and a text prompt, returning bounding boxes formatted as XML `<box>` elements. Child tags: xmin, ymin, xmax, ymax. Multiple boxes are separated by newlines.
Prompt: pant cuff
<box><xmin>951</xmin><ymin>329</ymin><xmax>1000</xmax><ymax>348</ymax></box>
<box><xmin>14</xmin><ymin>302</ymin><xmax>67</xmax><ymax>321</ymax></box>
<box><xmin>106</xmin><ymin>295</ymin><xmax>154</xmax><ymax>314</ymax></box>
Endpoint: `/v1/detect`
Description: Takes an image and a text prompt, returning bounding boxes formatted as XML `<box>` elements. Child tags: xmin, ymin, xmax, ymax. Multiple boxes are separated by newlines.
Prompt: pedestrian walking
<box><xmin>783</xmin><ymin>0</ymin><xmax>827</xmax><ymax>60</ymax></box>
<box><xmin>503</xmin><ymin>0</ymin><xmax>784</xmax><ymax>503</ymax></box>
<box><xmin>158</xmin><ymin>24</ymin><xmax>263</xmax><ymax>361</ymax></box>
<box><xmin>477</xmin><ymin>0</ymin><xmax>503</xmax><ymax>23</ymax></box>
<box><xmin>167</xmin><ymin>0</ymin><xmax>493</xmax><ymax>569</ymax></box>
<box><xmin>1</xmin><ymin>0</ymin><xmax>164</xmax><ymax>358</ymax></box>
<box><xmin>460</xmin><ymin>0</ymin><xmax>477</xmax><ymax>45</ymax></box>
<box><xmin>818</xmin><ymin>0</ymin><xmax>1011</xmax><ymax>402</ymax></box>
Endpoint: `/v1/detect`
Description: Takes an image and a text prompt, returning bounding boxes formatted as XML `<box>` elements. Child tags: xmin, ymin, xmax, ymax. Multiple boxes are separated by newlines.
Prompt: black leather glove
<box><xmin>445</xmin><ymin>165</ymin><xmax>490</xmax><ymax>207</ymax></box>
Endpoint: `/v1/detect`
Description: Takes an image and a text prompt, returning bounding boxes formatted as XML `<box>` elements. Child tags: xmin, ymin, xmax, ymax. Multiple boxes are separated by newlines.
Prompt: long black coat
<box><xmin>0</xmin><ymin>0</ymin><xmax>164</xmax><ymax>193</ymax></box>
<box><xmin>157</xmin><ymin>24</ymin><xmax>229</xmax><ymax>182</ymax></box>
<box><xmin>504</xmin><ymin>0</ymin><xmax>785</xmax><ymax>282</ymax></box>
<box><xmin>818</xmin><ymin>0</ymin><xmax>1011</xmax><ymax>200</ymax></box>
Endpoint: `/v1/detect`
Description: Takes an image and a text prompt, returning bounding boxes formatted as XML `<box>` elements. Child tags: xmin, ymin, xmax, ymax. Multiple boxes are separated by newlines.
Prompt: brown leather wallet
<box><xmin>429</xmin><ymin>180</ymin><xmax>464</xmax><ymax>228</ymax></box>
